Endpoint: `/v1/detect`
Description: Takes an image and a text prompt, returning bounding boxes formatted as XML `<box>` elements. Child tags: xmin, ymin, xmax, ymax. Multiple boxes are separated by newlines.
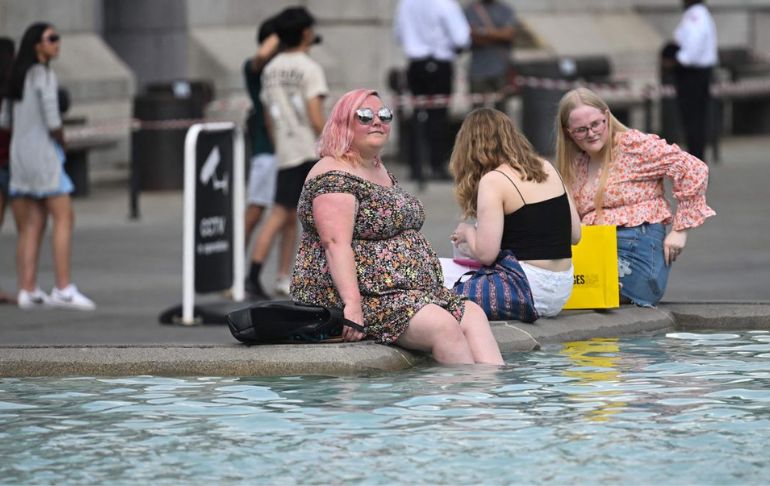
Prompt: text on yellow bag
<box><xmin>563</xmin><ymin>225</ymin><xmax>619</xmax><ymax>309</ymax></box>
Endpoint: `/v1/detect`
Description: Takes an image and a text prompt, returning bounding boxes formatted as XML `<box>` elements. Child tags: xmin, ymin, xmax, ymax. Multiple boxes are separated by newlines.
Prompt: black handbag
<box><xmin>227</xmin><ymin>300</ymin><xmax>367</xmax><ymax>344</ymax></box>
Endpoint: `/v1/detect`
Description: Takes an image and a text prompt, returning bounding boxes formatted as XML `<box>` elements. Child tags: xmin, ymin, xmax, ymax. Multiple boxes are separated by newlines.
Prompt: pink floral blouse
<box><xmin>572</xmin><ymin>129</ymin><xmax>716</xmax><ymax>231</ymax></box>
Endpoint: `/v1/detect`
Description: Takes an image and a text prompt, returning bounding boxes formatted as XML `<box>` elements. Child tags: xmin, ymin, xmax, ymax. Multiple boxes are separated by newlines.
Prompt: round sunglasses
<box><xmin>355</xmin><ymin>107</ymin><xmax>394</xmax><ymax>125</ymax></box>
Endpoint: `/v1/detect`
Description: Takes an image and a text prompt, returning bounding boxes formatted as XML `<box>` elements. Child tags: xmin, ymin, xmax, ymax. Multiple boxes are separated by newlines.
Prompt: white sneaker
<box><xmin>50</xmin><ymin>284</ymin><xmax>96</xmax><ymax>311</ymax></box>
<box><xmin>18</xmin><ymin>287</ymin><xmax>52</xmax><ymax>309</ymax></box>
<box><xmin>273</xmin><ymin>276</ymin><xmax>291</xmax><ymax>296</ymax></box>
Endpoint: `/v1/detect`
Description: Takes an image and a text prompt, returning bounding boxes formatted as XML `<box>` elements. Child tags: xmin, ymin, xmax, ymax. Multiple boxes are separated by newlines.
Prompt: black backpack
<box><xmin>227</xmin><ymin>300</ymin><xmax>366</xmax><ymax>344</ymax></box>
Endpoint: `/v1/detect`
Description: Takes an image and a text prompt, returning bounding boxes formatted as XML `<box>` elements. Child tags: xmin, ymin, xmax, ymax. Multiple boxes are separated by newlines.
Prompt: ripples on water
<box><xmin>1</xmin><ymin>331</ymin><xmax>769</xmax><ymax>484</ymax></box>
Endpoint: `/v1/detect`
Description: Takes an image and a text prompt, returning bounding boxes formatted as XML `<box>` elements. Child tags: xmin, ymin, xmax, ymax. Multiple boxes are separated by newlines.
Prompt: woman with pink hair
<box><xmin>290</xmin><ymin>88</ymin><xmax>503</xmax><ymax>365</ymax></box>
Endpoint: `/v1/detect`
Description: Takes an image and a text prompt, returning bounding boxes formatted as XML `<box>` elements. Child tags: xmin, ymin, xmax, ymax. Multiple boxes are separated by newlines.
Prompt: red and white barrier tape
<box><xmin>393</xmin><ymin>74</ymin><xmax>770</xmax><ymax>109</ymax></box>
<box><xmin>64</xmin><ymin>117</ymin><xmax>229</xmax><ymax>141</ymax></box>
<box><xmin>62</xmin><ymin>74</ymin><xmax>770</xmax><ymax>141</ymax></box>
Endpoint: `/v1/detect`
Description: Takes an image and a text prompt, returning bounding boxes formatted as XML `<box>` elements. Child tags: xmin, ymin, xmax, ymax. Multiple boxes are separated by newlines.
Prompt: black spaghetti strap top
<box><xmin>495</xmin><ymin>170</ymin><xmax>572</xmax><ymax>260</ymax></box>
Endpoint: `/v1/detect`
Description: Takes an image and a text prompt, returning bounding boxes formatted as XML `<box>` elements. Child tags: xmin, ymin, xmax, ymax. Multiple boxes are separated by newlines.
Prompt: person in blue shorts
<box><xmin>0</xmin><ymin>22</ymin><xmax>94</xmax><ymax>310</ymax></box>
<box><xmin>242</xmin><ymin>16</ymin><xmax>283</xmax><ymax>298</ymax></box>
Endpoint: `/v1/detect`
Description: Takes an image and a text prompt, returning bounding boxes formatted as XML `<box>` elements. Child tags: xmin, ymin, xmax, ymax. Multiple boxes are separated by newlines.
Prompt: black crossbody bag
<box><xmin>227</xmin><ymin>300</ymin><xmax>367</xmax><ymax>344</ymax></box>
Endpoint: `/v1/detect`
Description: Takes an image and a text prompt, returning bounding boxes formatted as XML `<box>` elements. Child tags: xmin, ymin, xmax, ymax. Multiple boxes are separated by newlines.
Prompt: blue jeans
<box><xmin>616</xmin><ymin>223</ymin><xmax>670</xmax><ymax>307</ymax></box>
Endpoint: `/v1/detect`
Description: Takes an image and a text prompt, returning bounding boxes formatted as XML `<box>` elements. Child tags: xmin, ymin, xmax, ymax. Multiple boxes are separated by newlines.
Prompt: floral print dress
<box><xmin>291</xmin><ymin>170</ymin><xmax>465</xmax><ymax>344</ymax></box>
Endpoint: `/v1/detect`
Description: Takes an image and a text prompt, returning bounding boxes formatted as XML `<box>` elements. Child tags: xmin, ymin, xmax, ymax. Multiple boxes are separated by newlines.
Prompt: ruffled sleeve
<box><xmin>620</xmin><ymin>130</ymin><xmax>716</xmax><ymax>230</ymax></box>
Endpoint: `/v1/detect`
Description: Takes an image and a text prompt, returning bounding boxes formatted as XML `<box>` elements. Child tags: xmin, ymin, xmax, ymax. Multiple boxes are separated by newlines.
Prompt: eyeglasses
<box><xmin>44</xmin><ymin>34</ymin><xmax>61</xmax><ymax>44</ymax></box>
<box><xmin>568</xmin><ymin>118</ymin><xmax>606</xmax><ymax>140</ymax></box>
<box><xmin>355</xmin><ymin>107</ymin><xmax>393</xmax><ymax>125</ymax></box>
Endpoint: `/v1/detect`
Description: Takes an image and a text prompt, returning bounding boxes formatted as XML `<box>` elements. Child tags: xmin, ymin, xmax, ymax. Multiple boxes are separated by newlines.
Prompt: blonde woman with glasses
<box><xmin>554</xmin><ymin>87</ymin><xmax>715</xmax><ymax>307</ymax></box>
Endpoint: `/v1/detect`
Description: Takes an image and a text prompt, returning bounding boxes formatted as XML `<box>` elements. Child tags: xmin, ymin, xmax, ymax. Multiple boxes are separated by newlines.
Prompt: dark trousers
<box><xmin>674</xmin><ymin>66</ymin><xmax>712</xmax><ymax>161</ymax></box>
<box><xmin>406</xmin><ymin>58</ymin><xmax>453</xmax><ymax>182</ymax></box>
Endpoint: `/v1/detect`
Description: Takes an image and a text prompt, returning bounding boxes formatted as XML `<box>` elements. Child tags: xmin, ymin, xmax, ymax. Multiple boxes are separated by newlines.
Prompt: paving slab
<box><xmin>663</xmin><ymin>302</ymin><xmax>770</xmax><ymax>330</ymax></box>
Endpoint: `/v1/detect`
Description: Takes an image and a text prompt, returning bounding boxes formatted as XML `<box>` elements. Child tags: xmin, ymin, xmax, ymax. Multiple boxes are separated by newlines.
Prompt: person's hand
<box><xmin>664</xmin><ymin>229</ymin><xmax>688</xmax><ymax>266</ymax></box>
<box><xmin>450</xmin><ymin>222</ymin><xmax>474</xmax><ymax>245</ymax></box>
<box><xmin>51</xmin><ymin>128</ymin><xmax>66</xmax><ymax>151</ymax></box>
<box><xmin>342</xmin><ymin>301</ymin><xmax>366</xmax><ymax>342</ymax></box>
<box><xmin>257</xmin><ymin>33</ymin><xmax>280</xmax><ymax>61</ymax></box>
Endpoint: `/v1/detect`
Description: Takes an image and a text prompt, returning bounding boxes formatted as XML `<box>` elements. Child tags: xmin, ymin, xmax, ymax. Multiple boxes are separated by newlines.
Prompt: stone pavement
<box><xmin>1</xmin><ymin>136</ymin><xmax>769</xmax><ymax>376</ymax></box>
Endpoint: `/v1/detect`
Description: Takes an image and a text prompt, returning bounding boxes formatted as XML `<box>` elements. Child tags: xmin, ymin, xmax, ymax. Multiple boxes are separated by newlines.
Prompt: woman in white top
<box><xmin>0</xmin><ymin>22</ymin><xmax>94</xmax><ymax>310</ymax></box>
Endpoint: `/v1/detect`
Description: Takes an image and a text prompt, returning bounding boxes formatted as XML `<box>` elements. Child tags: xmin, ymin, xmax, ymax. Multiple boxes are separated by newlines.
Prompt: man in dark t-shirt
<box><xmin>243</xmin><ymin>16</ymin><xmax>280</xmax><ymax>299</ymax></box>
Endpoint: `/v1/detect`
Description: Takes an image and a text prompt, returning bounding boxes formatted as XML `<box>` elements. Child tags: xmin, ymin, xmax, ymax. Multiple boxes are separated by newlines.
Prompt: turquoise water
<box><xmin>1</xmin><ymin>331</ymin><xmax>769</xmax><ymax>485</ymax></box>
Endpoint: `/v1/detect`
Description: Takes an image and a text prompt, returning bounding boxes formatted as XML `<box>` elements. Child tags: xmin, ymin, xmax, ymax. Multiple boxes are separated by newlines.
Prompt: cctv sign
<box><xmin>194</xmin><ymin>130</ymin><xmax>234</xmax><ymax>293</ymax></box>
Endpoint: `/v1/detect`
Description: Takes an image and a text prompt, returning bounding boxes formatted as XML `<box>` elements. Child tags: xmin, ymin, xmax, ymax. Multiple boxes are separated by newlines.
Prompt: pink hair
<box><xmin>317</xmin><ymin>88</ymin><xmax>380</xmax><ymax>164</ymax></box>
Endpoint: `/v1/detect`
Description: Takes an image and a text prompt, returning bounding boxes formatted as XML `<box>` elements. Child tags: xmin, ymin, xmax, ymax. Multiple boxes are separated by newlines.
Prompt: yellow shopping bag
<box><xmin>563</xmin><ymin>225</ymin><xmax>619</xmax><ymax>309</ymax></box>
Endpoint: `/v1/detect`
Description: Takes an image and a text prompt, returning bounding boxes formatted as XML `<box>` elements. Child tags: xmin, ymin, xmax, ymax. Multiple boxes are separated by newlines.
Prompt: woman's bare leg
<box><xmin>396</xmin><ymin>304</ymin><xmax>476</xmax><ymax>365</ymax></box>
<box><xmin>45</xmin><ymin>194</ymin><xmax>74</xmax><ymax>289</ymax></box>
<box><xmin>276</xmin><ymin>209</ymin><xmax>298</xmax><ymax>278</ymax></box>
<box><xmin>250</xmin><ymin>204</ymin><xmax>291</xmax><ymax>264</ymax></box>
<box><xmin>244</xmin><ymin>204</ymin><xmax>265</xmax><ymax>252</ymax></box>
<box><xmin>16</xmin><ymin>198</ymin><xmax>46</xmax><ymax>291</ymax></box>
<box><xmin>458</xmin><ymin>301</ymin><xmax>504</xmax><ymax>365</ymax></box>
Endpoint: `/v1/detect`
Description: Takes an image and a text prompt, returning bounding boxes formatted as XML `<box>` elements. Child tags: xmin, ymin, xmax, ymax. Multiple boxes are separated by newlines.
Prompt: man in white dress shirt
<box><xmin>394</xmin><ymin>0</ymin><xmax>470</xmax><ymax>184</ymax></box>
<box><xmin>673</xmin><ymin>0</ymin><xmax>717</xmax><ymax>161</ymax></box>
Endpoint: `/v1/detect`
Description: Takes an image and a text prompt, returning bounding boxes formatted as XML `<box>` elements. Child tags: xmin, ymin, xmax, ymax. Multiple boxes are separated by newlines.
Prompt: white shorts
<box><xmin>520</xmin><ymin>262</ymin><xmax>573</xmax><ymax>318</ymax></box>
<box><xmin>247</xmin><ymin>153</ymin><xmax>277</xmax><ymax>206</ymax></box>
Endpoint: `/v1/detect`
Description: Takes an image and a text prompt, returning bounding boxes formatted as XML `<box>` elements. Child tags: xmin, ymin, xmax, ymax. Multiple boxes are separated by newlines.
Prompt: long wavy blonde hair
<box><xmin>449</xmin><ymin>108</ymin><xmax>546</xmax><ymax>219</ymax></box>
<box><xmin>554</xmin><ymin>87</ymin><xmax>628</xmax><ymax>222</ymax></box>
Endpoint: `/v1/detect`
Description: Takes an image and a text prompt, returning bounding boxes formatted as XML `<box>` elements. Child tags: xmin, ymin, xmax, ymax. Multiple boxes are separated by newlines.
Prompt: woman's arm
<box><xmin>664</xmin><ymin>229</ymin><xmax>687</xmax><ymax>266</ymax></box>
<box><xmin>633</xmin><ymin>132</ymin><xmax>715</xmax><ymax>231</ymax></box>
<box><xmin>250</xmin><ymin>33</ymin><xmax>279</xmax><ymax>72</ymax></box>
<box><xmin>633</xmin><ymin>132</ymin><xmax>715</xmax><ymax>263</ymax></box>
<box><xmin>454</xmin><ymin>174</ymin><xmax>504</xmax><ymax>266</ymax></box>
<box><xmin>49</xmin><ymin>127</ymin><xmax>65</xmax><ymax>148</ymax></box>
<box><xmin>566</xmin><ymin>189</ymin><xmax>582</xmax><ymax>245</ymax></box>
<box><xmin>546</xmin><ymin>159</ymin><xmax>582</xmax><ymax>244</ymax></box>
<box><xmin>33</xmin><ymin>67</ymin><xmax>64</xmax><ymax>149</ymax></box>
<box><xmin>313</xmin><ymin>191</ymin><xmax>366</xmax><ymax>342</ymax></box>
<box><xmin>306</xmin><ymin>95</ymin><xmax>326</xmax><ymax>137</ymax></box>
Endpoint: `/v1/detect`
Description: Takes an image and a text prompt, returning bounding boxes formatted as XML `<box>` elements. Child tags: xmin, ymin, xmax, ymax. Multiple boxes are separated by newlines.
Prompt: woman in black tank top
<box><xmin>448</xmin><ymin>108</ymin><xmax>581</xmax><ymax>318</ymax></box>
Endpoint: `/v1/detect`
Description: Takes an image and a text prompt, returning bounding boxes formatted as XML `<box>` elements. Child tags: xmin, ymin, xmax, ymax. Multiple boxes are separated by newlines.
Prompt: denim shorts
<box><xmin>616</xmin><ymin>223</ymin><xmax>670</xmax><ymax>307</ymax></box>
<box><xmin>247</xmin><ymin>153</ymin><xmax>277</xmax><ymax>207</ymax></box>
